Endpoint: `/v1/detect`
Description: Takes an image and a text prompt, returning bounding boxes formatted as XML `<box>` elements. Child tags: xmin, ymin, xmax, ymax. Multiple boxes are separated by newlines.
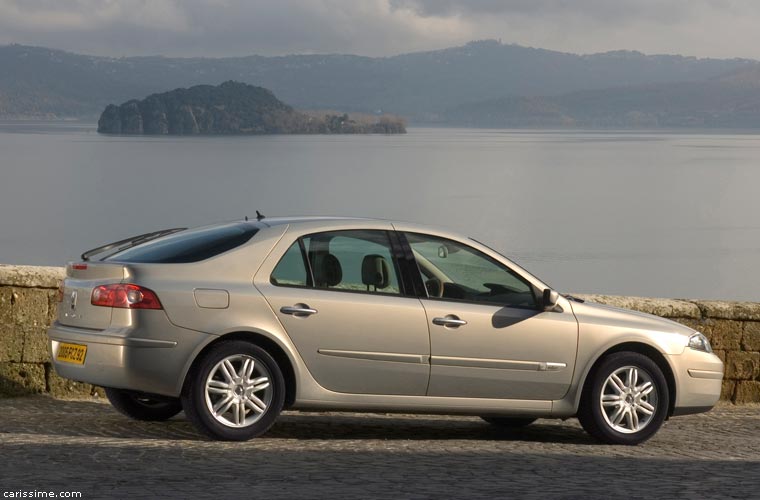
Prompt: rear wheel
<box><xmin>105</xmin><ymin>387</ymin><xmax>183</xmax><ymax>421</ymax></box>
<box><xmin>182</xmin><ymin>341</ymin><xmax>285</xmax><ymax>441</ymax></box>
<box><xmin>578</xmin><ymin>352</ymin><xmax>669</xmax><ymax>445</ymax></box>
<box><xmin>481</xmin><ymin>417</ymin><xmax>537</xmax><ymax>428</ymax></box>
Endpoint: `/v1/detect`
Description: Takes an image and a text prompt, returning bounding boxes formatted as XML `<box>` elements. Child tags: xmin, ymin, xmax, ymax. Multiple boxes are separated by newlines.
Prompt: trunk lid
<box><xmin>58</xmin><ymin>262</ymin><xmax>127</xmax><ymax>329</ymax></box>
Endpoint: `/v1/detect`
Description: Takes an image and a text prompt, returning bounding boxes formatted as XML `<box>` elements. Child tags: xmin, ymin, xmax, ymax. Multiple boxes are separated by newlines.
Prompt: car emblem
<box><xmin>70</xmin><ymin>290</ymin><xmax>78</xmax><ymax>311</ymax></box>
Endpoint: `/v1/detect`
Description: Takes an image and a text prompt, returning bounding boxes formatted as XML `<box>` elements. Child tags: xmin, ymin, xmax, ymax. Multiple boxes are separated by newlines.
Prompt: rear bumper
<box><xmin>47</xmin><ymin>313</ymin><xmax>213</xmax><ymax>397</ymax></box>
<box><xmin>668</xmin><ymin>348</ymin><xmax>724</xmax><ymax>415</ymax></box>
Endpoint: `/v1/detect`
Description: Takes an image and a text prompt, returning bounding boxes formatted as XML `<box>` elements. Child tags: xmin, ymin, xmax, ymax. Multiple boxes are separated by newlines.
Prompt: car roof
<box><xmin>252</xmin><ymin>216</ymin><xmax>458</xmax><ymax>237</ymax></box>
<box><xmin>255</xmin><ymin>215</ymin><xmax>382</xmax><ymax>227</ymax></box>
<box><xmin>250</xmin><ymin>215</ymin><xmax>464</xmax><ymax>239</ymax></box>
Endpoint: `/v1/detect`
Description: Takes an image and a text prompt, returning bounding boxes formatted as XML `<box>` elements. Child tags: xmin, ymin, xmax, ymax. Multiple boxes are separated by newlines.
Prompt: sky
<box><xmin>1</xmin><ymin>0</ymin><xmax>760</xmax><ymax>60</ymax></box>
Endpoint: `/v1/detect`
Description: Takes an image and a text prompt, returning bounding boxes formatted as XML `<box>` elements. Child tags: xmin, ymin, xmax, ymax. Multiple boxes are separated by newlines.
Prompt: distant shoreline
<box><xmin>4</xmin><ymin>119</ymin><xmax>760</xmax><ymax>136</ymax></box>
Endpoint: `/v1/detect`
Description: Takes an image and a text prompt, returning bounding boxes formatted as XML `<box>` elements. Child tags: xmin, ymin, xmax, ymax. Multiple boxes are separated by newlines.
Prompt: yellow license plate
<box><xmin>57</xmin><ymin>343</ymin><xmax>87</xmax><ymax>364</ymax></box>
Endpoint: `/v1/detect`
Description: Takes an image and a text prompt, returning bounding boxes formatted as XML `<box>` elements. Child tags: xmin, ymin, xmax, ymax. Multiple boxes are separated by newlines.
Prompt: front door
<box><xmin>256</xmin><ymin>228</ymin><xmax>430</xmax><ymax>396</ymax></box>
<box><xmin>403</xmin><ymin>232</ymin><xmax>578</xmax><ymax>401</ymax></box>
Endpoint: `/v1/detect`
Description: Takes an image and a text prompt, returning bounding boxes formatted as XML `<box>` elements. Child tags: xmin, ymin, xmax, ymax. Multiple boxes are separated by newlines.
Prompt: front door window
<box><xmin>405</xmin><ymin>233</ymin><xmax>537</xmax><ymax>308</ymax></box>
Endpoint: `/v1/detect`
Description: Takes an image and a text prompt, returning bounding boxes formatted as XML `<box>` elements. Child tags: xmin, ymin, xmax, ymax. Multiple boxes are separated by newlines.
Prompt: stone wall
<box><xmin>0</xmin><ymin>265</ymin><xmax>102</xmax><ymax>398</ymax></box>
<box><xmin>0</xmin><ymin>264</ymin><xmax>758</xmax><ymax>402</ymax></box>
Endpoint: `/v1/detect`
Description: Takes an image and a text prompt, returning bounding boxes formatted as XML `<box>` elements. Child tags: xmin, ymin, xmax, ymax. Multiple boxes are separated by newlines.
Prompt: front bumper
<box><xmin>668</xmin><ymin>347</ymin><xmax>724</xmax><ymax>415</ymax></box>
<box><xmin>47</xmin><ymin>312</ymin><xmax>213</xmax><ymax>397</ymax></box>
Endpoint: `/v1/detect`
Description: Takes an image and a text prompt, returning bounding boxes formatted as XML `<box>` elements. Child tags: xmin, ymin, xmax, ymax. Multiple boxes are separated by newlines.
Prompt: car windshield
<box><xmin>105</xmin><ymin>223</ymin><xmax>258</xmax><ymax>263</ymax></box>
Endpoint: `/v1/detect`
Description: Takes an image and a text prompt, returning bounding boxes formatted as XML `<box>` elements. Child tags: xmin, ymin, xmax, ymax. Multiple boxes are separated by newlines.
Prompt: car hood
<box><xmin>569</xmin><ymin>299</ymin><xmax>698</xmax><ymax>339</ymax></box>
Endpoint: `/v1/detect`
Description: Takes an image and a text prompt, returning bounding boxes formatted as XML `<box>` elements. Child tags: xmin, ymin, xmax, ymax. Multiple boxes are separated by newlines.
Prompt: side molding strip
<box><xmin>318</xmin><ymin>349</ymin><xmax>429</xmax><ymax>364</ymax></box>
<box><xmin>432</xmin><ymin>356</ymin><xmax>566</xmax><ymax>372</ymax></box>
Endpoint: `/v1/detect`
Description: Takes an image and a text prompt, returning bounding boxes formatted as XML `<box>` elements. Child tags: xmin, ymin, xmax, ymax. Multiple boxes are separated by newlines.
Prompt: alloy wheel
<box><xmin>204</xmin><ymin>354</ymin><xmax>274</xmax><ymax>428</ymax></box>
<box><xmin>599</xmin><ymin>365</ymin><xmax>657</xmax><ymax>434</ymax></box>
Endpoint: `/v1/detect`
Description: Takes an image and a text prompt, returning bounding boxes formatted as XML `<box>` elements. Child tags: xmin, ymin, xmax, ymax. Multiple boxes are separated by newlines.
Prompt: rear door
<box><xmin>255</xmin><ymin>225</ymin><xmax>431</xmax><ymax>396</ymax></box>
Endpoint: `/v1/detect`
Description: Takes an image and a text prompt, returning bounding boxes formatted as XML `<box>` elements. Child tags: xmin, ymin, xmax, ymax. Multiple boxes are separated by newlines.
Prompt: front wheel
<box><xmin>182</xmin><ymin>341</ymin><xmax>285</xmax><ymax>441</ymax></box>
<box><xmin>105</xmin><ymin>387</ymin><xmax>183</xmax><ymax>421</ymax></box>
<box><xmin>578</xmin><ymin>352</ymin><xmax>669</xmax><ymax>445</ymax></box>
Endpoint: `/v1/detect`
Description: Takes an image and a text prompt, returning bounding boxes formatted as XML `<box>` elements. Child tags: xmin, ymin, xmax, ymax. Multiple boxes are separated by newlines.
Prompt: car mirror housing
<box><xmin>543</xmin><ymin>288</ymin><xmax>560</xmax><ymax>310</ymax></box>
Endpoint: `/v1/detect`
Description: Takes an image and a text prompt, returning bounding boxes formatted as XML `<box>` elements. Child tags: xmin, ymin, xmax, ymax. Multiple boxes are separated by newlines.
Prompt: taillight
<box><xmin>56</xmin><ymin>283</ymin><xmax>65</xmax><ymax>303</ymax></box>
<box><xmin>91</xmin><ymin>284</ymin><xmax>163</xmax><ymax>310</ymax></box>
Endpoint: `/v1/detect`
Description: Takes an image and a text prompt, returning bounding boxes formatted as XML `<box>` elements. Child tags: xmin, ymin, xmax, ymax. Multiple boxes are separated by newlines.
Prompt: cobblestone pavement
<box><xmin>0</xmin><ymin>397</ymin><xmax>758</xmax><ymax>499</ymax></box>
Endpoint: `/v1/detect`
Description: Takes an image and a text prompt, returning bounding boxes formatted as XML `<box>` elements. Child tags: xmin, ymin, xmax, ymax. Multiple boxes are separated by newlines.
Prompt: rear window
<box><xmin>105</xmin><ymin>223</ymin><xmax>258</xmax><ymax>263</ymax></box>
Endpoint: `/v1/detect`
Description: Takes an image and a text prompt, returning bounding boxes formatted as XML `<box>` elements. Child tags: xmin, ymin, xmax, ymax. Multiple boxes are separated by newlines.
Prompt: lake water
<box><xmin>1</xmin><ymin>122</ymin><xmax>759</xmax><ymax>301</ymax></box>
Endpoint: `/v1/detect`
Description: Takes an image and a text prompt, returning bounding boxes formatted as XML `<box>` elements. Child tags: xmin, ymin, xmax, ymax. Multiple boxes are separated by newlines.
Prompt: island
<box><xmin>97</xmin><ymin>81</ymin><xmax>405</xmax><ymax>135</ymax></box>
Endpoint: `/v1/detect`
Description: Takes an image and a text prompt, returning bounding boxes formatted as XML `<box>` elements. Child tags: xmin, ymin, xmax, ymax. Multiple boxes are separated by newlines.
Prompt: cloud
<box><xmin>0</xmin><ymin>0</ymin><xmax>474</xmax><ymax>57</ymax></box>
<box><xmin>392</xmin><ymin>0</ymin><xmax>690</xmax><ymax>21</ymax></box>
<box><xmin>0</xmin><ymin>0</ymin><xmax>759</xmax><ymax>59</ymax></box>
<box><xmin>0</xmin><ymin>0</ymin><xmax>189</xmax><ymax>31</ymax></box>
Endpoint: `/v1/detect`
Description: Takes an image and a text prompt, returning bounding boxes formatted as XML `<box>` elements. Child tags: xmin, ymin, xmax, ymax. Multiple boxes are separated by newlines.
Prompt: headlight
<box><xmin>688</xmin><ymin>332</ymin><xmax>713</xmax><ymax>353</ymax></box>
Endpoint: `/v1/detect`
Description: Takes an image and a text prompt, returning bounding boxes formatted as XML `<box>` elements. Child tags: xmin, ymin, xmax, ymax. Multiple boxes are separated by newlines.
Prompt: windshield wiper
<box><xmin>81</xmin><ymin>227</ymin><xmax>187</xmax><ymax>261</ymax></box>
<box><xmin>563</xmin><ymin>294</ymin><xmax>586</xmax><ymax>303</ymax></box>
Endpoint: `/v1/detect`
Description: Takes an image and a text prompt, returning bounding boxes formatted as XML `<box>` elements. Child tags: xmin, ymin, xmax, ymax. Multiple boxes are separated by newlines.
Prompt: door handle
<box><xmin>432</xmin><ymin>315</ymin><xmax>467</xmax><ymax>327</ymax></box>
<box><xmin>280</xmin><ymin>304</ymin><xmax>318</xmax><ymax>317</ymax></box>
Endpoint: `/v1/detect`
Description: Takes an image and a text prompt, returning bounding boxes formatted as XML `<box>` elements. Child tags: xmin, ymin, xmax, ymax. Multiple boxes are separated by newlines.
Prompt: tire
<box><xmin>578</xmin><ymin>351</ymin><xmax>669</xmax><ymax>445</ymax></box>
<box><xmin>181</xmin><ymin>341</ymin><xmax>285</xmax><ymax>441</ymax></box>
<box><xmin>481</xmin><ymin>417</ymin><xmax>537</xmax><ymax>428</ymax></box>
<box><xmin>105</xmin><ymin>387</ymin><xmax>183</xmax><ymax>421</ymax></box>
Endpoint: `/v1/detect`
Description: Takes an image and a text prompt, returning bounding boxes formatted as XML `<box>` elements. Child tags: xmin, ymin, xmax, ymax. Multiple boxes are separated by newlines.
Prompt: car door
<box><xmin>255</xmin><ymin>226</ymin><xmax>430</xmax><ymax>396</ymax></box>
<box><xmin>401</xmin><ymin>231</ymin><xmax>578</xmax><ymax>401</ymax></box>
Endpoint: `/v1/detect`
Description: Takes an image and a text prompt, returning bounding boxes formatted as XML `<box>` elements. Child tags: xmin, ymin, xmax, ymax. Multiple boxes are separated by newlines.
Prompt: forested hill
<box><xmin>2</xmin><ymin>40</ymin><xmax>758</xmax><ymax>124</ymax></box>
<box><xmin>97</xmin><ymin>81</ymin><xmax>406</xmax><ymax>135</ymax></box>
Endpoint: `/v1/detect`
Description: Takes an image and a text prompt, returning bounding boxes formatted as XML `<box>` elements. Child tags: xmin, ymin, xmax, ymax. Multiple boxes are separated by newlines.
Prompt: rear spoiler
<box><xmin>81</xmin><ymin>227</ymin><xmax>186</xmax><ymax>261</ymax></box>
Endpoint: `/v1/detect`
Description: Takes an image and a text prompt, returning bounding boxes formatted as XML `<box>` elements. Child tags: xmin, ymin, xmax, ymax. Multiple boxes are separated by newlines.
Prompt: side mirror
<box><xmin>542</xmin><ymin>288</ymin><xmax>560</xmax><ymax>310</ymax></box>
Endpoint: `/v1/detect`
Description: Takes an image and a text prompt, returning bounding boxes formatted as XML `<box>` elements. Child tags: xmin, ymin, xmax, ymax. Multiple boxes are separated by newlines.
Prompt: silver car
<box><xmin>47</xmin><ymin>217</ymin><xmax>723</xmax><ymax>444</ymax></box>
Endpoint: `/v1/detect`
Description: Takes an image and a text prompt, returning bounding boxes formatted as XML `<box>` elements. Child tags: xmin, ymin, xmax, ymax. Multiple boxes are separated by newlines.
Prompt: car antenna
<box><xmin>256</xmin><ymin>210</ymin><xmax>265</xmax><ymax>221</ymax></box>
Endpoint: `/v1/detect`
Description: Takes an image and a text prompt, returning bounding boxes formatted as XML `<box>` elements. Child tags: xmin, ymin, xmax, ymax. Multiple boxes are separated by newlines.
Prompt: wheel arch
<box><xmin>578</xmin><ymin>342</ymin><xmax>677</xmax><ymax>418</ymax></box>
<box><xmin>180</xmin><ymin>330</ymin><xmax>298</xmax><ymax>409</ymax></box>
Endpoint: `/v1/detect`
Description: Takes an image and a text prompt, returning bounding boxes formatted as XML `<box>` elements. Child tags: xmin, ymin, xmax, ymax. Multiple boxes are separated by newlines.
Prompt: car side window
<box><xmin>271</xmin><ymin>241</ymin><xmax>309</xmax><ymax>287</ymax></box>
<box><xmin>305</xmin><ymin>230</ymin><xmax>402</xmax><ymax>295</ymax></box>
<box><xmin>405</xmin><ymin>232</ymin><xmax>537</xmax><ymax>308</ymax></box>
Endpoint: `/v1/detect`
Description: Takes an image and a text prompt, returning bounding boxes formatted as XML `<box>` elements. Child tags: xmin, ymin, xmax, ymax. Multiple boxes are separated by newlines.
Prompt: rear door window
<box><xmin>270</xmin><ymin>230</ymin><xmax>403</xmax><ymax>295</ymax></box>
<box><xmin>105</xmin><ymin>223</ymin><xmax>258</xmax><ymax>263</ymax></box>
<box><xmin>307</xmin><ymin>230</ymin><xmax>402</xmax><ymax>295</ymax></box>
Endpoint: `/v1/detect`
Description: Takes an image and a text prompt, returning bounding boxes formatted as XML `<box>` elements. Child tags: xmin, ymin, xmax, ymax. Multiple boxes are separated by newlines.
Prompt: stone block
<box><xmin>46</xmin><ymin>364</ymin><xmax>101</xmax><ymax>398</ymax></box>
<box><xmin>0</xmin><ymin>325</ymin><xmax>24</xmax><ymax>362</ymax></box>
<box><xmin>712</xmin><ymin>349</ymin><xmax>726</xmax><ymax>363</ymax></box>
<box><xmin>734</xmin><ymin>380</ymin><xmax>760</xmax><ymax>404</ymax></box>
<box><xmin>743</xmin><ymin>322</ymin><xmax>760</xmax><ymax>351</ymax></box>
<box><xmin>22</xmin><ymin>327</ymin><xmax>51</xmax><ymax>363</ymax></box>
<box><xmin>0</xmin><ymin>265</ymin><xmax>65</xmax><ymax>288</ymax></box>
<box><xmin>696</xmin><ymin>300</ymin><xmax>760</xmax><ymax>321</ymax></box>
<box><xmin>700</xmin><ymin>319</ymin><xmax>743</xmax><ymax>351</ymax></box>
<box><xmin>0</xmin><ymin>286</ymin><xmax>12</xmax><ymax>325</ymax></box>
<box><xmin>47</xmin><ymin>290</ymin><xmax>60</xmax><ymax>325</ymax></box>
<box><xmin>725</xmin><ymin>351</ymin><xmax>760</xmax><ymax>380</ymax></box>
<box><xmin>11</xmin><ymin>287</ymin><xmax>49</xmax><ymax>327</ymax></box>
<box><xmin>574</xmin><ymin>294</ymin><xmax>701</xmax><ymax>318</ymax></box>
<box><xmin>0</xmin><ymin>362</ymin><xmax>46</xmax><ymax>397</ymax></box>
<box><xmin>721</xmin><ymin>380</ymin><xmax>735</xmax><ymax>401</ymax></box>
